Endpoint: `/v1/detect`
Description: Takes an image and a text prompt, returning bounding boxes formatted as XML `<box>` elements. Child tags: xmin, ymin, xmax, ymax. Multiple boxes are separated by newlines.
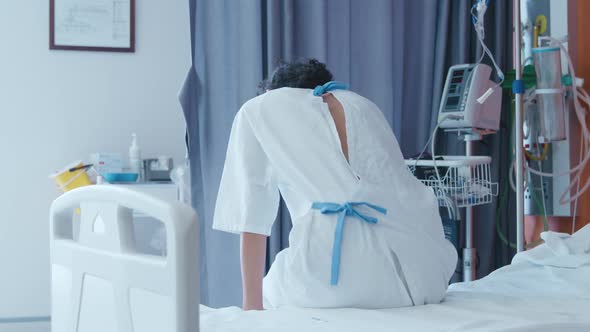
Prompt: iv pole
<box><xmin>514</xmin><ymin>0</ymin><xmax>525</xmax><ymax>253</ymax></box>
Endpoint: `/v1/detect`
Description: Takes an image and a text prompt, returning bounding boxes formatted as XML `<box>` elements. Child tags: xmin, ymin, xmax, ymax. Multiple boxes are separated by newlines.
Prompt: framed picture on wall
<box><xmin>49</xmin><ymin>0</ymin><xmax>135</xmax><ymax>52</ymax></box>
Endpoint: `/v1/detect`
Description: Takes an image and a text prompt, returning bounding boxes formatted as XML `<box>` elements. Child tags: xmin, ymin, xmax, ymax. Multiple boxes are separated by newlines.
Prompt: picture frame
<box><xmin>49</xmin><ymin>0</ymin><xmax>135</xmax><ymax>52</ymax></box>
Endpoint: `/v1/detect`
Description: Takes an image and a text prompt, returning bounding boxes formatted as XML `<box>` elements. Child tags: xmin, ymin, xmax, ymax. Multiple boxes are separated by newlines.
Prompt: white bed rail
<box><xmin>50</xmin><ymin>185</ymin><xmax>199</xmax><ymax>332</ymax></box>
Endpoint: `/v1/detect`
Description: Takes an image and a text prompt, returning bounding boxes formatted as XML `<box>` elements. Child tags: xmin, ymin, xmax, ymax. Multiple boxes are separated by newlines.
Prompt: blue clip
<box><xmin>313</xmin><ymin>81</ymin><xmax>349</xmax><ymax>96</ymax></box>
<box><xmin>512</xmin><ymin>79</ymin><xmax>525</xmax><ymax>94</ymax></box>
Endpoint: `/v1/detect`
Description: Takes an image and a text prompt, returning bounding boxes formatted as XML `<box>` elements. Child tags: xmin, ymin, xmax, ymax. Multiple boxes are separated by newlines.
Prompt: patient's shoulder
<box><xmin>239</xmin><ymin>93</ymin><xmax>265</xmax><ymax>114</ymax></box>
<box><xmin>334</xmin><ymin>90</ymin><xmax>381</xmax><ymax>112</ymax></box>
<box><xmin>261</xmin><ymin>87</ymin><xmax>311</xmax><ymax>105</ymax></box>
<box><xmin>253</xmin><ymin>88</ymin><xmax>315</xmax><ymax>116</ymax></box>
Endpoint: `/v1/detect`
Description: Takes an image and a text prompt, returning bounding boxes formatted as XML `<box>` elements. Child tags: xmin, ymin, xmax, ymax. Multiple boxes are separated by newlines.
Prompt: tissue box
<box><xmin>90</xmin><ymin>153</ymin><xmax>123</xmax><ymax>175</ymax></box>
<box><xmin>143</xmin><ymin>158</ymin><xmax>173</xmax><ymax>181</ymax></box>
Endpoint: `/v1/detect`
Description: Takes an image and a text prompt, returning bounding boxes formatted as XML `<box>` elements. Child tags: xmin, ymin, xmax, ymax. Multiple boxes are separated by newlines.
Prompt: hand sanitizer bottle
<box><xmin>129</xmin><ymin>133</ymin><xmax>142</xmax><ymax>181</ymax></box>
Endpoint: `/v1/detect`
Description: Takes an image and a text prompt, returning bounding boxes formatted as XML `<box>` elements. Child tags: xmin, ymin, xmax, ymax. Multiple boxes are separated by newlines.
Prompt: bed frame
<box><xmin>50</xmin><ymin>185</ymin><xmax>199</xmax><ymax>332</ymax></box>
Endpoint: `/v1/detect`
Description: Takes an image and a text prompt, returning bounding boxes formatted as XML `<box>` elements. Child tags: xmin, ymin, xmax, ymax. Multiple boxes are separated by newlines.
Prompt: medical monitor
<box><xmin>438</xmin><ymin>64</ymin><xmax>502</xmax><ymax>131</ymax></box>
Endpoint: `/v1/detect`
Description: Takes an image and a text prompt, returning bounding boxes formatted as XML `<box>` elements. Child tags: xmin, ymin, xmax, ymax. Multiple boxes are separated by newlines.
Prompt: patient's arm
<box><xmin>241</xmin><ymin>232</ymin><xmax>267</xmax><ymax>310</ymax></box>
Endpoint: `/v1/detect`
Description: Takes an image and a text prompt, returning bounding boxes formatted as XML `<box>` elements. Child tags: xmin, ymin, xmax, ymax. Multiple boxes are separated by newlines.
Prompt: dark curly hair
<box><xmin>259</xmin><ymin>59</ymin><xmax>333</xmax><ymax>92</ymax></box>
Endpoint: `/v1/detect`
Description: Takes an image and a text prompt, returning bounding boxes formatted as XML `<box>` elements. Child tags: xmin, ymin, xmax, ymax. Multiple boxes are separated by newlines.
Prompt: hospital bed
<box><xmin>49</xmin><ymin>186</ymin><xmax>590</xmax><ymax>331</ymax></box>
<box><xmin>49</xmin><ymin>186</ymin><xmax>199</xmax><ymax>332</ymax></box>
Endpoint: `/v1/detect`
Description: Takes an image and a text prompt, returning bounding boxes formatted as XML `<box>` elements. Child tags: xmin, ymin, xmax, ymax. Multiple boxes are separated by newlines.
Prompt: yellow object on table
<box><xmin>50</xmin><ymin>161</ymin><xmax>93</xmax><ymax>193</ymax></box>
<box><xmin>50</xmin><ymin>161</ymin><xmax>93</xmax><ymax>215</ymax></box>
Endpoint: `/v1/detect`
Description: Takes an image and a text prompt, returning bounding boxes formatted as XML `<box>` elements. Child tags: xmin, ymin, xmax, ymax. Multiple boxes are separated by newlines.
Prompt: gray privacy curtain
<box><xmin>180</xmin><ymin>0</ymin><xmax>515</xmax><ymax>307</ymax></box>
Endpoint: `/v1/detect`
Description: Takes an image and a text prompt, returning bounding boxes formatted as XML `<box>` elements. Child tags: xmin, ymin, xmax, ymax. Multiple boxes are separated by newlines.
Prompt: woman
<box><xmin>213</xmin><ymin>59</ymin><xmax>457</xmax><ymax>310</ymax></box>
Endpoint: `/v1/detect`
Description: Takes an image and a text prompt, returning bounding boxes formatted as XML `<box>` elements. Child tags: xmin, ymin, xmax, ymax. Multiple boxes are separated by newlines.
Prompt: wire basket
<box><xmin>405</xmin><ymin>156</ymin><xmax>499</xmax><ymax>208</ymax></box>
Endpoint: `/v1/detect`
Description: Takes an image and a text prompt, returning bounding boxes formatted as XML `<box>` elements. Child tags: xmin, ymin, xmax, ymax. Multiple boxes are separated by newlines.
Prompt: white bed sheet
<box><xmin>201</xmin><ymin>264</ymin><xmax>590</xmax><ymax>332</ymax></box>
<box><xmin>201</xmin><ymin>228</ymin><xmax>590</xmax><ymax>332</ymax></box>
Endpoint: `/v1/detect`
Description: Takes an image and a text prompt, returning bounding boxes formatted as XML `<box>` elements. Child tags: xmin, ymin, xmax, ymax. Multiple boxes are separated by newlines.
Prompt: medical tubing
<box><xmin>509</xmin><ymin>161</ymin><xmax>516</xmax><ymax>193</ymax></box>
<box><xmin>524</xmin><ymin>144</ymin><xmax>549</xmax><ymax>161</ymax></box>
<box><xmin>495</xmin><ymin>177</ymin><xmax>516</xmax><ymax>248</ymax></box>
<box><xmin>572</xmin><ymin>136</ymin><xmax>584</xmax><ymax>233</ymax></box>
<box><xmin>520</xmin><ymin>37</ymin><xmax>590</xmax><ymax>204</ymax></box>
<box><xmin>500</xmin><ymin>161</ymin><xmax>549</xmax><ymax>248</ymax></box>
<box><xmin>496</xmin><ymin>180</ymin><xmax>548</xmax><ymax>249</ymax></box>
<box><xmin>412</xmin><ymin>115</ymin><xmax>454</xmax><ymax>191</ymax></box>
<box><xmin>496</xmin><ymin>175</ymin><xmax>548</xmax><ymax>249</ymax></box>
<box><xmin>529</xmin><ymin>174</ymin><xmax>547</xmax><ymax>231</ymax></box>
<box><xmin>412</xmin><ymin>116</ymin><xmax>461</xmax><ymax>216</ymax></box>
<box><xmin>440</xmin><ymin>191</ymin><xmax>457</xmax><ymax>220</ymax></box>
<box><xmin>424</xmin><ymin>0</ymin><xmax>503</xmax><ymax>186</ymax></box>
<box><xmin>498</xmin><ymin>103</ymin><xmax>548</xmax><ymax>249</ymax></box>
<box><xmin>472</xmin><ymin>0</ymin><xmax>504</xmax><ymax>84</ymax></box>
<box><xmin>523</xmin><ymin>90</ymin><xmax>590</xmax><ymax>177</ymax></box>
<box><xmin>430</xmin><ymin>115</ymin><xmax>456</xmax><ymax>193</ymax></box>
<box><xmin>537</xmin><ymin>160</ymin><xmax>549</xmax><ymax>221</ymax></box>
<box><xmin>413</xmin><ymin>129</ymin><xmax>437</xmax><ymax>169</ymax></box>
<box><xmin>522</xmin><ymin>89</ymin><xmax>536</xmax><ymax>140</ymax></box>
<box><xmin>527</xmin><ymin>167</ymin><xmax>550</xmax><ymax>246</ymax></box>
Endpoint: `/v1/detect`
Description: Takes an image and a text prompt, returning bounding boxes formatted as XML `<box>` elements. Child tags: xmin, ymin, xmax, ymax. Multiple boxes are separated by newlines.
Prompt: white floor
<box><xmin>0</xmin><ymin>322</ymin><xmax>49</xmax><ymax>332</ymax></box>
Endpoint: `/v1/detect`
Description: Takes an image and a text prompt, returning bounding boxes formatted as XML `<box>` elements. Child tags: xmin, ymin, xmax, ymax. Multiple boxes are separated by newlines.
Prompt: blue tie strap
<box><xmin>311</xmin><ymin>201</ymin><xmax>387</xmax><ymax>285</ymax></box>
<box><xmin>313</xmin><ymin>81</ymin><xmax>349</xmax><ymax>96</ymax></box>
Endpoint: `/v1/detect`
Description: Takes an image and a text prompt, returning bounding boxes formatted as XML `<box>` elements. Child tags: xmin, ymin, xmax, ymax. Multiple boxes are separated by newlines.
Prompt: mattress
<box><xmin>201</xmin><ymin>227</ymin><xmax>590</xmax><ymax>332</ymax></box>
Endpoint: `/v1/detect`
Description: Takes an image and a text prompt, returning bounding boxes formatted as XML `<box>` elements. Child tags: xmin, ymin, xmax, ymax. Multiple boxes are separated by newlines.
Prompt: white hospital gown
<box><xmin>213</xmin><ymin>88</ymin><xmax>457</xmax><ymax>309</ymax></box>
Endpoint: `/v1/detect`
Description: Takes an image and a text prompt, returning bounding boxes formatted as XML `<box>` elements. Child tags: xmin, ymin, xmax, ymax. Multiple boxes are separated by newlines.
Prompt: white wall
<box><xmin>550</xmin><ymin>0</ymin><xmax>568</xmax><ymax>48</ymax></box>
<box><xmin>0</xmin><ymin>1</ymin><xmax>190</xmax><ymax>318</ymax></box>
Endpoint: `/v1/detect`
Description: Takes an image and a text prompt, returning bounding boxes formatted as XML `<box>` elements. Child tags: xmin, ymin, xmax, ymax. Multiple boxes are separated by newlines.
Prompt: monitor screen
<box><xmin>446</xmin><ymin>96</ymin><xmax>460</xmax><ymax>108</ymax></box>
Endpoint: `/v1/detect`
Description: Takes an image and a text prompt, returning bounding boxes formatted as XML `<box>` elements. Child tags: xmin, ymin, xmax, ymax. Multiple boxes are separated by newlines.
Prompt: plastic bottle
<box><xmin>129</xmin><ymin>133</ymin><xmax>142</xmax><ymax>181</ymax></box>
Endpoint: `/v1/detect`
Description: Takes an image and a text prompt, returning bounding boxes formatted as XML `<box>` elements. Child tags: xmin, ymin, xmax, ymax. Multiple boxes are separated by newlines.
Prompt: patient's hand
<box><xmin>243</xmin><ymin>303</ymin><xmax>264</xmax><ymax>311</ymax></box>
